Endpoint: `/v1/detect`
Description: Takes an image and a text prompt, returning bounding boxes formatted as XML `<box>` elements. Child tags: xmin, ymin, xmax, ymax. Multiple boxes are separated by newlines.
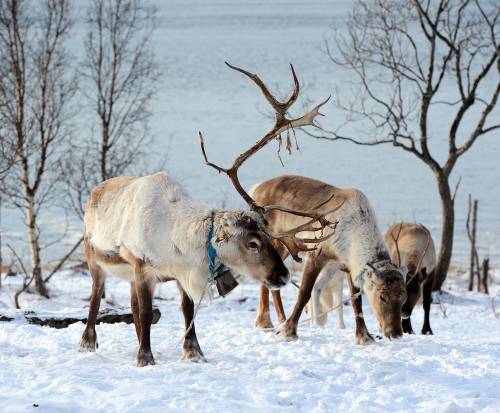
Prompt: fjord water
<box><xmin>2</xmin><ymin>0</ymin><xmax>499</xmax><ymax>266</ymax></box>
<box><xmin>151</xmin><ymin>0</ymin><xmax>500</xmax><ymax>265</ymax></box>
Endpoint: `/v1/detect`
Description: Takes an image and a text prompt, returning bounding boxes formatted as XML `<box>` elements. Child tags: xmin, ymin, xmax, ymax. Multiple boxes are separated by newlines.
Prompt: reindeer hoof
<box><xmin>355</xmin><ymin>332</ymin><xmax>375</xmax><ymax>345</ymax></box>
<box><xmin>421</xmin><ymin>328</ymin><xmax>433</xmax><ymax>335</ymax></box>
<box><xmin>182</xmin><ymin>348</ymin><xmax>207</xmax><ymax>363</ymax></box>
<box><xmin>79</xmin><ymin>331</ymin><xmax>97</xmax><ymax>352</ymax></box>
<box><xmin>136</xmin><ymin>350</ymin><xmax>155</xmax><ymax>367</ymax></box>
<box><xmin>275</xmin><ymin>326</ymin><xmax>298</xmax><ymax>341</ymax></box>
<box><xmin>255</xmin><ymin>316</ymin><xmax>274</xmax><ymax>331</ymax></box>
<box><xmin>402</xmin><ymin>319</ymin><xmax>415</xmax><ymax>334</ymax></box>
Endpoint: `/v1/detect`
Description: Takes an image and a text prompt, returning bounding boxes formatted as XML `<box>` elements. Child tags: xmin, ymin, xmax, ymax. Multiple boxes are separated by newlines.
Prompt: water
<box><xmin>1</xmin><ymin>0</ymin><xmax>499</xmax><ymax>267</ymax></box>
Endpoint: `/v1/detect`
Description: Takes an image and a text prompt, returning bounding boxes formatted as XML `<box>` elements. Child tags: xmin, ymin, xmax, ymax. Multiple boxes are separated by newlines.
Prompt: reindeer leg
<box><xmin>272</xmin><ymin>291</ymin><xmax>287</xmax><ymax>325</ymax></box>
<box><xmin>345</xmin><ymin>271</ymin><xmax>374</xmax><ymax>345</ymax></box>
<box><xmin>179</xmin><ymin>283</ymin><xmax>206</xmax><ymax>362</ymax></box>
<box><xmin>271</xmin><ymin>242</ymin><xmax>288</xmax><ymax>325</ymax></box>
<box><xmin>336</xmin><ymin>277</ymin><xmax>346</xmax><ymax>329</ymax></box>
<box><xmin>134</xmin><ymin>270</ymin><xmax>156</xmax><ymax>367</ymax></box>
<box><xmin>80</xmin><ymin>238</ymin><xmax>105</xmax><ymax>352</ymax></box>
<box><xmin>421</xmin><ymin>271</ymin><xmax>434</xmax><ymax>335</ymax></box>
<box><xmin>255</xmin><ymin>285</ymin><xmax>274</xmax><ymax>330</ymax></box>
<box><xmin>276</xmin><ymin>256</ymin><xmax>324</xmax><ymax>341</ymax></box>
<box><xmin>401</xmin><ymin>301</ymin><xmax>415</xmax><ymax>334</ymax></box>
<box><xmin>310</xmin><ymin>282</ymin><xmax>322</xmax><ymax>325</ymax></box>
<box><xmin>130</xmin><ymin>282</ymin><xmax>141</xmax><ymax>341</ymax></box>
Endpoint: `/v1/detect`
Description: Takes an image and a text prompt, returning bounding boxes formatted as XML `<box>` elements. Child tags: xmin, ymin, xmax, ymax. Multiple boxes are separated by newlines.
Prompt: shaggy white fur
<box><xmin>85</xmin><ymin>172</ymin><xmax>267</xmax><ymax>301</ymax></box>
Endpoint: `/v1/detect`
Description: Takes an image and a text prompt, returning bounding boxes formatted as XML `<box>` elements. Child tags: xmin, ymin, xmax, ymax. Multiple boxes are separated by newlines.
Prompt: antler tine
<box><xmin>198</xmin><ymin>132</ymin><xmax>228</xmax><ymax>174</ymax></box>
<box><xmin>262</xmin><ymin>193</ymin><xmax>339</xmax><ymax>219</ymax></box>
<box><xmin>267</xmin><ymin>212</ymin><xmax>339</xmax><ymax>239</ymax></box>
<box><xmin>286</xmin><ymin>95</ymin><xmax>331</xmax><ymax>131</ymax></box>
<box><xmin>264</xmin><ymin>198</ymin><xmax>344</xmax><ymax>263</ymax></box>
<box><xmin>224</xmin><ymin>61</ymin><xmax>284</xmax><ymax>113</ymax></box>
<box><xmin>199</xmin><ymin>131</ymin><xmax>259</xmax><ymax>211</ymax></box>
<box><xmin>275</xmin><ymin>225</ymin><xmax>338</xmax><ymax>262</ymax></box>
<box><xmin>284</xmin><ymin>63</ymin><xmax>300</xmax><ymax>108</ymax></box>
<box><xmin>414</xmin><ymin>225</ymin><xmax>431</xmax><ymax>277</ymax></box>
<box><xmin>390</xmin><ymin>223</ymin><xmax>403</xmax><ymax>267</ymax></box>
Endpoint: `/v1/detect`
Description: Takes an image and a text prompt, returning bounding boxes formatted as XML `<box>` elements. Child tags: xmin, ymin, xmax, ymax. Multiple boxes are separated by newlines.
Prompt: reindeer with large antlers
<box><xmin>251</xmin><ymin>176</ymin><xmax>409</xmax><ymax>343</ymax></box>
<box><xmin>384</xmin><ymin>223</ymin><xmax>436</xmax><ymax>335</ymax></box>
<box><xmin>201</xmin><ymin>63</ymin><xmax>408</xmax><ymax>343</ymax></box>
<box><xmin>80</xmin><ymin>63</ymin><xmax>334</xmax><ymax>367</ymax></box>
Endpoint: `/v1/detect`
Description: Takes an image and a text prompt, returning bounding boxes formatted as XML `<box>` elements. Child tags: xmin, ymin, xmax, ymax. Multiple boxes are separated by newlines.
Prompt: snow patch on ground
<box><xmin>1</xmin><ymin>270</ymin><xmax>500</xmax><ymax>412</ymax></box>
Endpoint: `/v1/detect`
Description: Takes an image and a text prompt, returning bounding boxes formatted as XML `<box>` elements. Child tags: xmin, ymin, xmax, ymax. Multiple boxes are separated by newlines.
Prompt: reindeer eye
<box><xmin>380</xmin><ymin>295</ymin><xmax>387</xmax><ymax>303</ymax></box>
<box><xmin>247</xmin><ymin>241</ymin><xmax>259</xmax><ymax>250</ymax></box>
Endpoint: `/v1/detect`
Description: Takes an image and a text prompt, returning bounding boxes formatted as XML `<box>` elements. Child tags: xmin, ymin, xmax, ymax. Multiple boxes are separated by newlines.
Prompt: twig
<box><xmin>44</xmin><ymin>236</ymin><xmax>84</xmax><ymax>283</ymax></box>
<box><xmin>7</xmin><ymin>244</ymin><xmax>34</xmax><ymax>309</ymax></box>
<box><xmin>452</xmin><ymin>176</ymin><xmax>462</xmax><ymax>202</ymax></box>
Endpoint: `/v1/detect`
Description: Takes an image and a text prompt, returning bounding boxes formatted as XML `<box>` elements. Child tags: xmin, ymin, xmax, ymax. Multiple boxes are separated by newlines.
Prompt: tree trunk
<box><xmin>433</xmin><ymin>174</ymin><xmax>454</xmax><ymax>291</ymax></box>
<box><xmin>26</xmin><ymin>195</ymin><xmax>48</xmax><ymax>298</ymax></box>
<box><xmin>467</xmin><ymin>196</ymin><xmax>478</xmax><ymax>291</ymax></box>
<box><xmin>481</xmin><ymin>258</ymin><xmax>489</xmax><ymax>295</ymax></box>
<box><xmin>0</xmin><ymin>194</ymin><xmax>2</xmax><ymax>289</ymax></box>
<box><xmin>99</xmin><ymin>122</ymin><xmax>110</xmax><ymax>182</ymax></box>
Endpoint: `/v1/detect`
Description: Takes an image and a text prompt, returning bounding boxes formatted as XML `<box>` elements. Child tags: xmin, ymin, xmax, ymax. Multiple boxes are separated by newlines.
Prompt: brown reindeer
<box><xmin>80</xmin><ymin>63</ymin><xmax>335</xmax><ymax>366</ymax></box>
<box><xmin>251</xmin><ymin>175</ymin><xmax>408</xmax><ymax>343</ymax></box>
<box><xmin>384</xmin><ymin>223</ymin><xmax>436</xmax><ymax>335</ymax></box>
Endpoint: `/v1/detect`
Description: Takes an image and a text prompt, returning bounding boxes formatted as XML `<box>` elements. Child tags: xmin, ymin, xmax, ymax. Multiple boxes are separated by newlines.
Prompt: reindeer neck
<box><xmin>347</xmin><ymin>228</ymin><xmax>390</xmax><ymax>277</ymax></box>
<box><xmin>170</xmin><ymin>202</ymin><xmax>223</xmax><ymax>269</ymax></box>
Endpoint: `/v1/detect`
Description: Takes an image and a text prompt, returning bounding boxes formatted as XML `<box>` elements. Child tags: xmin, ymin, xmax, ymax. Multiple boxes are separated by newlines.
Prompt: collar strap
<box><xmin>208</xmin><ymin>212</ymin><xmax>226</xmax><ymax>281</ymax></box>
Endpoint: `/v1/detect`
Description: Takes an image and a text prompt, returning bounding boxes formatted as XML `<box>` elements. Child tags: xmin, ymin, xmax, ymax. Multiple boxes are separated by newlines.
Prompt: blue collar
<box><xmin>208</xmin><ymin>212</ymin><xmax>225</xmax><ymax>280</ymax></box>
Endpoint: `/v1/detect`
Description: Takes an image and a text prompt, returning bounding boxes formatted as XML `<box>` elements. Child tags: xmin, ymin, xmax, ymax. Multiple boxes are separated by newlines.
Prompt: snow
<box><xmin>1</xmin><ymin>270</ymin><xmax>500</xmax><ymax>413</ymax></box>
<box><xmin>1</xmin><ymin>1</ymin><xmax>500</xmax><ymax>412</ymax></box>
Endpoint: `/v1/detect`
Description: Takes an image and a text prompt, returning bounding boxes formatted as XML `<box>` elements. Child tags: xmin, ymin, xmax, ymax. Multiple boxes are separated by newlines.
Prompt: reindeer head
<box><xmin>214</xmin><ymin>210</ymin><xmax>289</xmax><ymax>290</ymax></box>
<box><xmin>362</xmin><ymin>261</ymin><xmax>408</xmax><ymax>339</ymax></box>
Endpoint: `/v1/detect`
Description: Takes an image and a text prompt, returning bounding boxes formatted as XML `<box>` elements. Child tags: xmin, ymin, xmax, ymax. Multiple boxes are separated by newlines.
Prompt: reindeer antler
<box><xmin>415</xmin><ymin>225</ymin><xmax>432</xmax><ymax>277</ymax></box>
<box><xmin>390</xmin><ymin>223</ymin><xmax>403</xmax><ymax>267</ymax></box>
<box><xmin>199</xmin><ymin>62</ymin><xmax>333</xmax><ymax>262</ymax></box>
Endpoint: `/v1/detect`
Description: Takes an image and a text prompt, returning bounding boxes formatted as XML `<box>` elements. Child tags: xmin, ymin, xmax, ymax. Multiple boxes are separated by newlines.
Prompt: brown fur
<box><xmin>384</xmin><ymin>223</ymin><xmax>436</xmax><ymax>335</ymax></box>
<box><xmin>252</xmin><ymin>175</ymin><xmax>406</xmax><ymax>342</ymax></box>
<box><xmin>88</xmin><ymin>176</ymin><xmax>138</xmax><ymax>208</ymax></box>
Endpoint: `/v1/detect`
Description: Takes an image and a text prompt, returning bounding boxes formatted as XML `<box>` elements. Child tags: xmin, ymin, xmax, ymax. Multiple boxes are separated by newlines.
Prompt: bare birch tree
<box><xmin>64</xmin><ymin>0</ymin><xmax>159</xmax><ymax>218</ymax></box>
<box><xmin>310</xmin><ymin>0</ymin><xmax>499</xmax><ymax>290</ymax></box>
<box><xmin>0</xmin><ymin>0</ymin><xmax>75</xmax><ymax>297</ymax></box>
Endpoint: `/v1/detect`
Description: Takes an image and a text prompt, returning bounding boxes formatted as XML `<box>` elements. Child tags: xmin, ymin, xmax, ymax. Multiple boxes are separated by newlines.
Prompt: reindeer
<box><xmin>80</xmin><ymin>63</ymin><xmax>335</xmax><ymax>367</ymax></box>
<box><xmin>304</xmin><ymin>262</ymin><xmax>345</xmax><ymax>328</ymax></box>
<box><xmin>384</xmin><ymin>223</ymin><xmax>436</xmax><ymax>335</ymax></box>
<box><xmin>251</xmin><ymin>175</ymin><xmax>408</xmax><ymax>343</ymax></box>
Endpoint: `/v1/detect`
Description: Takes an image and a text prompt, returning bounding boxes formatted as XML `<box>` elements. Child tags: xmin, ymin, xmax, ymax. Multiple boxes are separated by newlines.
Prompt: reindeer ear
<box><xmin>399</xmin><ymin>265</ymin><xmax>408</xmax><ymax>281</ymax></box>
<box><xmin>220</xmin><ymin>212</ymin><xmax>247</xmax><ymax>237</ymax></box>
<box><xmin>236</xmin><ymin>214</ymin><xmax>259</xmax><ymax>231</ymax></box>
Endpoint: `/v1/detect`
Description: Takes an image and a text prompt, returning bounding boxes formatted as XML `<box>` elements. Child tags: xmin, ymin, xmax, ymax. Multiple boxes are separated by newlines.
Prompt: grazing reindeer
<box><xmin>305</xmin><ymin>263</ymin><xmax>345</xmax><ymax>328</ymax></box>
<box><xmin>384</xmin><ymin>223</ymin><xmax>436</xmax><ymax>335</ymax></box>
<box><xmin>81</xmin><ymin>63</ymin><xmax>334</xmax><ymax>367</ymax></box>
<box><xmin>252</xmin><ymin>175</ymin><xmax>408</xmax><ymax>343</ymax></box>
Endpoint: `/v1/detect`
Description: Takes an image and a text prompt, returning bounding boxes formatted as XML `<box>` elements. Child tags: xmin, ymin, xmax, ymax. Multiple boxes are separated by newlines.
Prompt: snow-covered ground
<box><xmin>1</xmin><ymin>269</ymin><xmax>500</xmax><ymax>413</ymax></box>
